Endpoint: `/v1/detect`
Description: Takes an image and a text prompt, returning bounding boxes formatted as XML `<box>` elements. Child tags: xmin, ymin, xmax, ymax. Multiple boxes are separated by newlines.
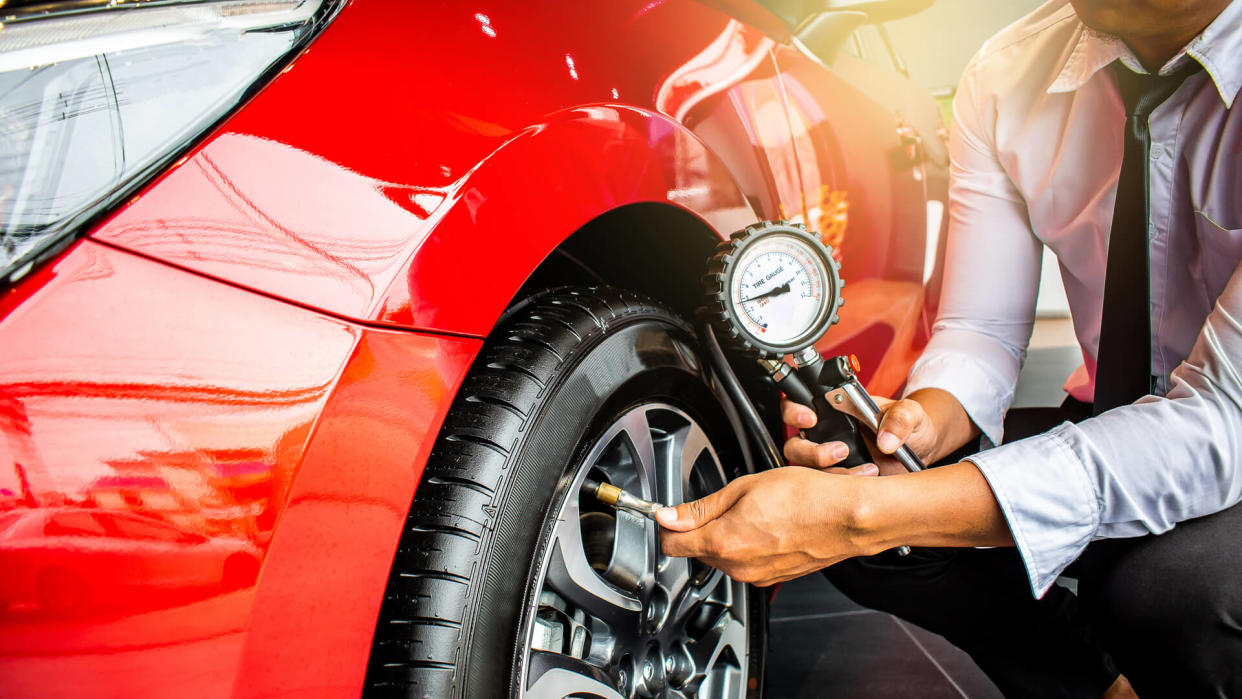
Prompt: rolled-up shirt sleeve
<box><xmin>903</xmin><ymin>58</ymin><xmax>1044</xmax><ymax>446</ymax></box>
<box><xmin>971</xmin><ymin>259</ymin><xmax>1242</xmax><ymax>596</ymax></box>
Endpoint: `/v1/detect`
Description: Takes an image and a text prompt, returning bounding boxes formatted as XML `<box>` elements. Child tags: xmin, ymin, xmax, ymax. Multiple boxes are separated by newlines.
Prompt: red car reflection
<box><xmin>0</xmin><ymin>508</ymin><xmax>260</xmax><ymax>618</ymax></box>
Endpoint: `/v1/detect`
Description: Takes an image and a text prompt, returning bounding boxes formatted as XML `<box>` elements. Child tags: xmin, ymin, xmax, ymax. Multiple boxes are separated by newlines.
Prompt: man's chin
<box><xmin>1069</xmin><ymin>0</ymin><xmax>1137</xmax><ymax>35</ymax></box>
<box><xmin>1068</xmin><ymin>2</ymin><xmax>1137</xmax><ymax>34</ymax></box>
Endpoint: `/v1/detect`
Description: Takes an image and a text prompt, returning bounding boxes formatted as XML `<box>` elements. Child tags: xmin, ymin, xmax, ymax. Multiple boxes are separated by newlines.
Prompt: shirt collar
<box><xmin>1048</xmin><ymin>0</ymin><xmax>1242</xmax><ymax>108</ymax></box>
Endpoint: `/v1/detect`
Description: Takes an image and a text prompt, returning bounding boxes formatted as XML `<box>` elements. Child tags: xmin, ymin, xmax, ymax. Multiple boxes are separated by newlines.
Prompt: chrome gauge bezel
<box><xmin>704</xmin><ymin>222</ymin><xmax>843</xmax><ymax>359</ymax></box>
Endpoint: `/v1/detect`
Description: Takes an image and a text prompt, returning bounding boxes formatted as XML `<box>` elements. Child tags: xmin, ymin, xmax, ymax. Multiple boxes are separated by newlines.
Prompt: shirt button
<box><xmin>1150</xmin><ymin>144</ymin><xmax>1165</xmax><ymax>160</ymax></box>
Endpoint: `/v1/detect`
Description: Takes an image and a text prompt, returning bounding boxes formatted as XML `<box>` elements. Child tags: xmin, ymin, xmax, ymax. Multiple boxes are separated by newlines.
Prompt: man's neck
<box><xmin>1123</xmin><ymin>2</ymin><xmax>1231</xmax><ymax>71</ymax></box>
<box><xmin>1126</xmin><ymin>34</ymin><xmax>1198</xmax><ymax>72</ymax></box>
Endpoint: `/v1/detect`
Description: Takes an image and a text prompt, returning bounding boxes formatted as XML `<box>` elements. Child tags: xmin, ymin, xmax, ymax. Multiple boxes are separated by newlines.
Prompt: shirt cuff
<box><xmin>966</xmin><ymin>425</ymin><xmax>1102</xmax><ymax>597</ymax></box>
<box><xmin>903</xmin><ymin>350</ymin><xmax>1014</xmax><ymax>446</ymax></box>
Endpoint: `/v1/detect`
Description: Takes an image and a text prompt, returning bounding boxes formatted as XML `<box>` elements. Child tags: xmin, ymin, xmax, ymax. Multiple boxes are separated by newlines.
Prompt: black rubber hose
<box><xmin>697</xmin><ymin>319</ymin><xmax>784</xmax><ymax>471</ymax></box>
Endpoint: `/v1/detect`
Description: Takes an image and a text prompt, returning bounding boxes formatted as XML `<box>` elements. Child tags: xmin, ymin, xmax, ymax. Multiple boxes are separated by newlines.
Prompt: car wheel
<box><xmin>364</xmin><ymin>287</ymin><xmax>765</xmax><ymax>698</ymax></box>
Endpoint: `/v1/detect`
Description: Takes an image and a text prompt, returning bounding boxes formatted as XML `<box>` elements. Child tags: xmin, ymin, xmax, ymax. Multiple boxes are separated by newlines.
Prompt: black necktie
<box><xmin>1093</xmin><ymin>59</ymin><xmax>1202</xmax><ymax>415</ymax></box>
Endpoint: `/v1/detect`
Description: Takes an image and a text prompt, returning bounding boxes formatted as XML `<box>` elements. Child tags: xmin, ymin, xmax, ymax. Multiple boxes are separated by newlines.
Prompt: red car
<box><xmin>0</xmin><ymin>0</ymin><xmax>943</xmax><ymax>697</ymax></box>
<box><xmin>0</xmin><ymin>507</ymin><xmax>261</xmax><ymax>616</ymax></box>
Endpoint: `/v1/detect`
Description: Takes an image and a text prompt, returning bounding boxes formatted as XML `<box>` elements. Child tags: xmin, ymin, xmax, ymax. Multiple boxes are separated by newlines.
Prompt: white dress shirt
<box><xmin>903</xmin><ymin>0</ymin><xmax>1242</xmax><ymax>595</ymax></box>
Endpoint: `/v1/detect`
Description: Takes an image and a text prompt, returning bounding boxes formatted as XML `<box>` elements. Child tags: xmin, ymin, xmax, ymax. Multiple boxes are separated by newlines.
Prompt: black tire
<box><xmin>364</xmin><ymin>287</ymin><xmax>765</xmax><ymax>698</ymax></box>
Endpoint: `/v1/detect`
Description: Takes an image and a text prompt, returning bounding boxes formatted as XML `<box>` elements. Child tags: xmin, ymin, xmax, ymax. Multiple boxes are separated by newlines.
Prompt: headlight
<box><xmin>0</xmin><ymin>0</ymin><xmax>337</xmax><ymax>284</ymax></box>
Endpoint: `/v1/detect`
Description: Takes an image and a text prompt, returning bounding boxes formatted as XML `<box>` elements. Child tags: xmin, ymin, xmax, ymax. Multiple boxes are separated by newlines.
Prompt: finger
<box><xmin>875</xmin><ymin>399</ymin><xmax>925</xmax><ymax>454</ymax></box>
<box><xmin>656</xmin><ymin>477</ymin><xmax>748</xmax><ymax>532</ymax></box>
<box><xmin>781</xmin><ymin>398</ymin><xmax>817</xmax><ymax>428</ymax></box>
<box><xmin>783</xmin><ymin>437</ymin><xmax>850</xmax><ymax>468</ymax></box>
<box><xmin>783</xmin><ymin>436</ymin><xmax>820</xmax><ymax>466</ymax></box>
<box><xmin>660</xmin><ymin>529</ymin><xmax>713</xmax><ymax>559</ymax></box>
<box><xmin>823</xmin><ymin>463</ymin><xmax>880</xmax><ymax>477</ymax></box>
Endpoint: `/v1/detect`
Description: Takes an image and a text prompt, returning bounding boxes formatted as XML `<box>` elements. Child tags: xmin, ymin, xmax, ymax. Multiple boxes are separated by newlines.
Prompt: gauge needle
<box><xmin>741</xmin><ymin>280</ymin><xmax>792</xmax><ymax>304</ymax></box>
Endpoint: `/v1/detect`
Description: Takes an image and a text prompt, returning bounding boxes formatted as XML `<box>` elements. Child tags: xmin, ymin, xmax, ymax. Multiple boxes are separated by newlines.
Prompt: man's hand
<box><xmin>782</xmin><ymin>387</ymin><xmax>978</xmax><ymax>469</ymax></box>
<box><xmin>657</xmin><ymin>461</ymin><xmax>1014</xmax><ymax>586</ymax></box>
<box><xmin>656</xmin><ymin>467</ymin><xmax>875</xmax><ymax>586</ymax></box>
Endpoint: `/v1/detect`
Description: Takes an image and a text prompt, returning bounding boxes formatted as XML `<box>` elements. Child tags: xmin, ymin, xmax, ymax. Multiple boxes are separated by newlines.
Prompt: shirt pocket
<box><xmin>1194</xmin><ymin>209</ymin><xmax>1242</xmax><ymax>297</ymax></box>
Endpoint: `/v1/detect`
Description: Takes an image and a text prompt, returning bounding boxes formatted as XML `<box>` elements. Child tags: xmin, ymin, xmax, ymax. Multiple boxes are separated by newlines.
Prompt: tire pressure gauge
<box><xmin>702</xmin><ymin>220</ymin><xmax>925</xmax><ymax>474</ymax></box>
<box><xmin>703</xmin><ymin>221</ymin><xmax>844</xmax><ymax>359</ymax></box>
<box><xmin>701</xmin><ymin>221</ymin><xmax>921</xmax><ymax>555</ymax></box>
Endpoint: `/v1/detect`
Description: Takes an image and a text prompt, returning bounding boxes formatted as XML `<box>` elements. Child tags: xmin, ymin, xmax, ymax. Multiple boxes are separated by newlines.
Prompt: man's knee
<box><xmin>1082</xmin><ymin>521</ymin><xmax>1242</xmax><ymax>696</ymax></box>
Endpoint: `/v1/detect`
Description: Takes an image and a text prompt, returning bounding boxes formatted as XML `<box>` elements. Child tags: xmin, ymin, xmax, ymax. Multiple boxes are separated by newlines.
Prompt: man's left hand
<box><xmin>656</xmin><ymin>466</ymin><xmax>877</xmax><ymax>586</ymax></box>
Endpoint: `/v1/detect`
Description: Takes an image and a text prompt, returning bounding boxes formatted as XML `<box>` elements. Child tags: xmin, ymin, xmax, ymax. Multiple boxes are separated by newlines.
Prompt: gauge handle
<box><xmin>760</xmin><ymin>357</ymin><xmax>870</xmax><ymax>469</ymax></box>
<box><xmin>802</xmin><ymin>392</ymin><xmax>873</xmax><ymax>469</ymax></box>
<box><xmin>838</xmin><ymin>382</ymin><xmax>924</xmax><ymax>473</ymax></box>
<box><xmin>818</xmin><ymin>356</ymin><xmax>925</xmax><ymax>473</ymax></box>
<box><xmin>795</xmin><ymin>355</ymin><xmax>873</xmax><ymax>464</ymax></box>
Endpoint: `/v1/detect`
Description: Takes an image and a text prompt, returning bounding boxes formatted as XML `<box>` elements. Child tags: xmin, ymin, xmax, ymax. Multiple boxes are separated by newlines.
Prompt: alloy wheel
<box><xmin>519</xmin><ymin>404</ymin><xmax>750</xmax><ymax>698</ymax></box>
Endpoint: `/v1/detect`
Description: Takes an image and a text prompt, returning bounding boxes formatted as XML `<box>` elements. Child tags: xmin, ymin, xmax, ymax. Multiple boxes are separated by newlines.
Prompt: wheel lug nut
<box><xmin>664</xmin><ymin>656</ymin><xmax>676</xmax><ymax>673</ymax></box>
<box><xmin>643</xmin><ymin>661</ymin><xmax>654</xmax><ymax>680</ymax></box>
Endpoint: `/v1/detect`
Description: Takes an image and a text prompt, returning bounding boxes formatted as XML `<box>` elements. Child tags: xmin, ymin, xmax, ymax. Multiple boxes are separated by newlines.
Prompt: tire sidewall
<box><xmin>453</xmin><ymin>310</ymin><xmax>745</xmax><ymax>696</ymax></box>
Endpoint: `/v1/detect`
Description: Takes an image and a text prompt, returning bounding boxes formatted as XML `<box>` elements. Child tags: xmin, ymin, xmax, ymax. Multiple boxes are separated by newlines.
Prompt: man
<box><xmin>657</xmin><ymin>0</ymin><xmax>1242</xmax><ymax>696</ymax></box>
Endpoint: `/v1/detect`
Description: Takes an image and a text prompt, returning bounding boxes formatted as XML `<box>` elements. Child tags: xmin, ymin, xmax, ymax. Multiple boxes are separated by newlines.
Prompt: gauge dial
<box><xmin>704</xmin><ymin>222</ymin><xmax>843</xmax><ymax>358</ymax></box>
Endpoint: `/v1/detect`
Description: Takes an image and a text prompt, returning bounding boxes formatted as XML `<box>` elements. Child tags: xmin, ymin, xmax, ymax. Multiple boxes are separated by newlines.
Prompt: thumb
<box><xmin>655</xmin><ymin>480</ymin><xmax>746</xmax><ymax>532</ymax></box>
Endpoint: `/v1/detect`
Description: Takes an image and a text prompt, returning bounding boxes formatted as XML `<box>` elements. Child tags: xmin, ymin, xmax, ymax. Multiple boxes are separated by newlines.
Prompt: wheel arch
<box><xmin>510</xmin><ymin>202</ymin><xmax>726</xmax><ymax>323</ymax></box>
<box><xmin>383</xmin><ymin>106</ymin><xmax>760</xmax><ymax>336</ymax></box>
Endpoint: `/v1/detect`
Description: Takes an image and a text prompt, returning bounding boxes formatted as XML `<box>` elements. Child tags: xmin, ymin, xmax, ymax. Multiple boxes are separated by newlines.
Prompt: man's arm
<box><xmin>968</xmin><ymin>257</ymin><xmax>1242</xmax><ymax>594</ymax></box>
<box><xmin>901</xmin><ymin>51</ymin><xmax>1045</xmax><ymax>448</ymax></box>
<box><xmin>657</xmin><ymin>462</ymin><xmax>1011</xmax><ymax>587</ymax></box>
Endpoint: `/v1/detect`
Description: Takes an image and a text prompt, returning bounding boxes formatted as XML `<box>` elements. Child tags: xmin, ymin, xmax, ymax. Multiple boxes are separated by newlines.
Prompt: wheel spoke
<box><xmin>666</xmin><ymin>563</ymin><xmax>728</xmax><ymax>625</ymax></box>
<box><xmin>667</xmin><ymin>420</ymin><xmax>712</xmax><ymax>508</ymax></box>
<box><xmin>545</xmin><ymin>505</ymin><xmax>642</xmax><ymax>622</ymax></box>
<box><xmin>617</xmin><ymin>408</ymin><xmax>659</xmax><ymax>501</ymax></box>
<box><xmin>659</xmin><ymin>555</ymin><xmax>693</xmax><ymax>617</ymax></box>
<box><xmin>686</xmin><ymin>604</ymin><xmax>747</xmax><ymax>691</ymax></box>
<box><xmin>525</xmin><ymin>650</ymin><xmax>625</xmax><ymax>699</ymax></box>
<box><xmin>603</xmin><ymin>508</ymin><xmax>655</xmax><ymax>592</ymax></box>
<box><xmin>658</xmin><ymin>420</ymin><xmax>715</xmax><ymax>612</ymax></box>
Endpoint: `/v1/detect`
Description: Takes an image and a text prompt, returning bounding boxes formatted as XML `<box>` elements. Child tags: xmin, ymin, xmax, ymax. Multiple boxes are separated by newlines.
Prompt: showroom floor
<box><xmin>764</xmin><ymin>319</ymin><xmax>1080</xmax><ymax>698</ymax></box>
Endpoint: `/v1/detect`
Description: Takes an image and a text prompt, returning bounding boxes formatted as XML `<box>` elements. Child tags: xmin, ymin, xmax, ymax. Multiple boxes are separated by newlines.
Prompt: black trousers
<box><xmin>823</xmin><ymin>399</ymin><xmax>1242</xmax><ymax>698</ymax></box>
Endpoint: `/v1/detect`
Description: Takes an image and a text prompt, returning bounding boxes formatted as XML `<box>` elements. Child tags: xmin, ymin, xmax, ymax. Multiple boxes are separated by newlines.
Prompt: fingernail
<box><xmin>832</xmin><ymin>443</ymin><xmax>849</xmax><ymax>460</ymax></box>
<box><xmin>799</xmin><ymin>413</ymin><xmax>815</xmax><ymax>427</ymax></box>
<box><xmin>656</xmin><ymin>507</ymin><xmax>677</xmax><ymax>524</ymax></box>
<box><xmin>877</xmin><ymin>432</ymin><xmax>899</xmax><ymax>453</ymax></box>
<box><xmin>861</xmin><ymin>463</ymin><xmax>880</xmax><ymax>476</ymax></box>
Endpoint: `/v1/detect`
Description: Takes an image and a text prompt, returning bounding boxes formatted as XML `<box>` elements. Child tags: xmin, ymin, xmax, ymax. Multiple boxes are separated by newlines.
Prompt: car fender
<box><xmin>377</xmin><ymin>104</ymin><xmax>757</xmax><ymax>335</ymax></box>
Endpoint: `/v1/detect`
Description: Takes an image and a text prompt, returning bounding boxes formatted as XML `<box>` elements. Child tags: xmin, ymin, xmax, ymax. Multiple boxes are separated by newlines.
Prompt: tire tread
<box><xmin>364</xmin><ymin>287</ymin><xmax>680</xmax><ymax>697</ymax></box>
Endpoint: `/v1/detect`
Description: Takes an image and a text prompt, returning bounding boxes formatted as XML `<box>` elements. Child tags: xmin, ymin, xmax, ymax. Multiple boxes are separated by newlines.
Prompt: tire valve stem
<box><xmin>581</xmin><ymin>479</ymin><xmax>666</xmax><ymax>521</ymax></box>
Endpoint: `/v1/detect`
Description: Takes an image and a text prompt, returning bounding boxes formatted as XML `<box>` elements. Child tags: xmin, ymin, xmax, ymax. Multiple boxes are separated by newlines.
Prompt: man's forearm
<box><xmin>851</xmin><ymin>461</ymin><xmax>1013</xmax><ymax>553</ymax></box>
<box><xmin>907</xmin><ymin>387</ymin><xmax>982</xmax><ymax>462</ymax></box>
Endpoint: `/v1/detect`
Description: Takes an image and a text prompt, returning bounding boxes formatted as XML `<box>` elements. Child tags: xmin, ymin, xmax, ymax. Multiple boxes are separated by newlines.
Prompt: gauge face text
<box><xmin>729</xmin><ymin>233</ymin><xmax>831</xmax><ymax>349</ymax></box>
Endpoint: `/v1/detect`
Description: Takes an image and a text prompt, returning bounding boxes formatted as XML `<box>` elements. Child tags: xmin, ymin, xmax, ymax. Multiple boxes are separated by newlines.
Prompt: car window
<box><xmin>840</xmin><ymin>32</ymin><xmax>864</xmax><ymax>59</ymax></box>
<box><xmin>111</xmin><ymin>514</ymin><xmax>188</xmax><ymax>542</ymax></box>
<box><xmin>752</xmin><ymin>0</ymin><xmax>804</xmax><ymax>27</ymax></box>
<box><xmin>44</xmin><ymin>511</ymin><xmax>107</xmax><ymax>537</ymax></box>
<box><xmin>0</xmin><ymin>510</ymin><xmax>27</xmax><ymax>533</ymax></box>
<box><xmin>850</xmin><ymin>24</ymin><xmax>898</xmax><ymax>72</ymax></box>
